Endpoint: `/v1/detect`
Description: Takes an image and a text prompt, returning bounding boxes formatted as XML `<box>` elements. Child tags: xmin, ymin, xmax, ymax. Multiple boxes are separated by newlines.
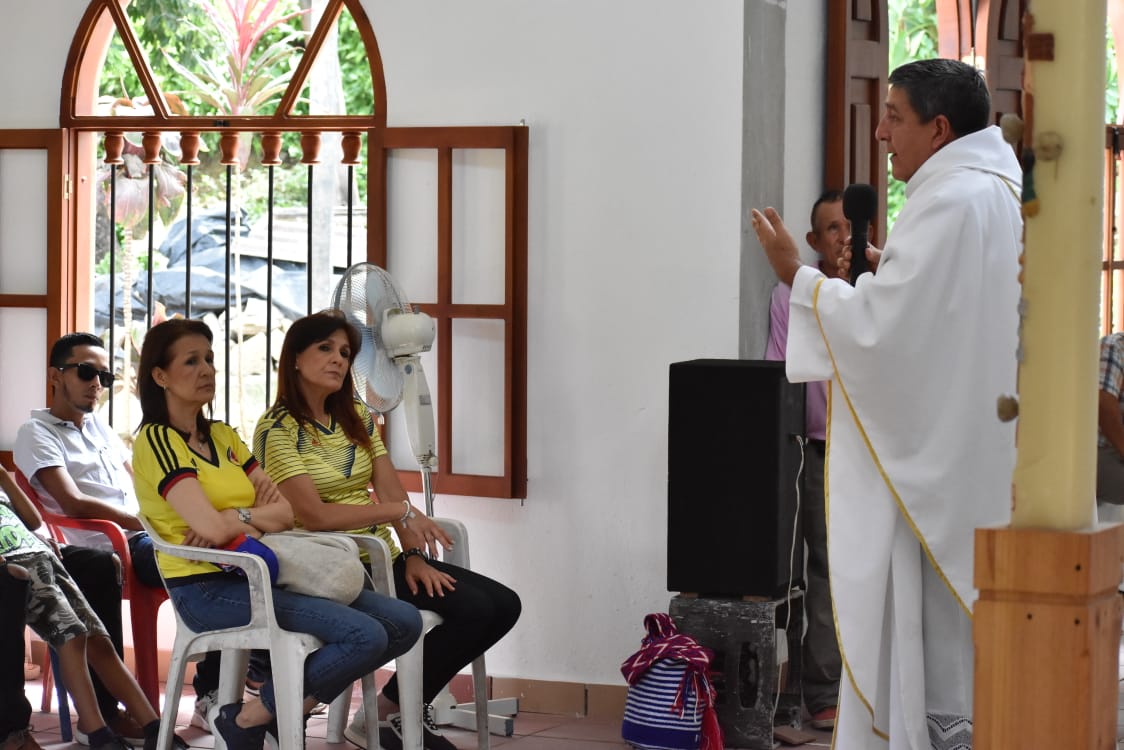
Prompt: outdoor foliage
<box><xmin>886</xmin><ymin>0</ymin><xmax>938</xmax><ymax>230</ymax></box>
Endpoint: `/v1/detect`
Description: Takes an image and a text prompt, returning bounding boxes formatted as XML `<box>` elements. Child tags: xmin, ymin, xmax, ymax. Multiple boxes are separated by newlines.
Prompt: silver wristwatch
<box><xmin>236</xmin><ymin>507</ymin><xmax>252</xmax><ymax>524</ymax></box>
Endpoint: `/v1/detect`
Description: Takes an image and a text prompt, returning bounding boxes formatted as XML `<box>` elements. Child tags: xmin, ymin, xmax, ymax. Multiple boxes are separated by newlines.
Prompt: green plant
<box><xmin>101</xmin><ymin>0</ymin><xmax>219</xmax><ymax>101</ymax></box>
<box><xmin>162</xmin><ymin>0</ymin><xmax>309</xmax><ymax>118</ymax></box>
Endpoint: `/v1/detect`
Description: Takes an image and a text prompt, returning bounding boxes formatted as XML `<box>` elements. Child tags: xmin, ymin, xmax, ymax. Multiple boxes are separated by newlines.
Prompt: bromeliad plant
<box><xmin>164</xmin><ymin>0</ymin><xmax>309</xmax><ymax>122</ymax></box>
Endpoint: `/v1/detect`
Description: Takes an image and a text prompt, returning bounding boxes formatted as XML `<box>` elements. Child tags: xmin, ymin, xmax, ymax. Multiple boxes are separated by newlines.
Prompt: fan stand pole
<box><xmin>421</xmin><ymin>464</ymin><xmax>435</xmax><ymax>517</ymax></box>
<box><xmin>421</xmin><ymin>458</ymin><xmax>518</xmax><ymax>739</ymax></box>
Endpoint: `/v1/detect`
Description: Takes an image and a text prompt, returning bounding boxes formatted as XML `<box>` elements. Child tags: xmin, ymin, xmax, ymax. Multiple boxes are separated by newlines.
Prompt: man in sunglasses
<box><xmin>13</xmin><ymin>332</ymin><xmax>255</xmax><ymax>735</ymax></box>
<box><xmin>11</xmin><ymin>333</ymin><xmax>149</xmax><ymax>744</ymax></box>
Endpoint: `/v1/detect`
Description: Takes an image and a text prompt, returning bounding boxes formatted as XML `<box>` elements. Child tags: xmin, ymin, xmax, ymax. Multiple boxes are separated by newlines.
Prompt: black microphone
<box><xmin>843</xmin><ymin>183</ymin><xmax>877</xmax><ymax>285</ymax></box>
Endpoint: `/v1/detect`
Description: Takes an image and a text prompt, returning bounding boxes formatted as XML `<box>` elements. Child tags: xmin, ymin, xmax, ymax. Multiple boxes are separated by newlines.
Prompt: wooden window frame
<box><xmin>825</xmin><ymin>0</ymin><xmax>889</xmax><ymax>247</ymax></box>
<box><xmin>0</xmin><ymin>130</ymin><xmax>70</xmax><ymax>468</ymax></box>
<box><xmin>370</xmin><ymin>127</ymin><xmax>529</xmax><ymax>499</ymax></box>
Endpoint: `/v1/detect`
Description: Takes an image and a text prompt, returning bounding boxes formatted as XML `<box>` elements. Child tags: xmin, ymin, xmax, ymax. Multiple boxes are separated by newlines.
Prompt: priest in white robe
<box><xmin>752</xmin><ymin>59</ymin><xmax>1022</xmax><ymax>750</ymax></box>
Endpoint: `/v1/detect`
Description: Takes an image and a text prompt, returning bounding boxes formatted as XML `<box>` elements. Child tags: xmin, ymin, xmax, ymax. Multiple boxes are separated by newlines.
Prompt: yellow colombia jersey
<box><xmin>252</xmin><ymin>400</ymin><xmax>400</xmax><ymax>559</ymax></box>
<box><xmin>132</xmin><ymin>422</ymin><xmax>258</xmax><ymax>580</ymax></box>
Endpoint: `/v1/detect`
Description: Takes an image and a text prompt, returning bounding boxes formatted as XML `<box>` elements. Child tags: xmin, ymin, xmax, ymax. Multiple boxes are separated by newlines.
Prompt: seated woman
<box><xmin>0</xmin><ymin>468</ymin><xmax>182</xmax><ymax>750</ymax></box>
<box><xmin>252</xmin><ymin>311</ymin><xmax>522</xmax><ymax>750</ymax></box>
<box><xmin>132</xmin><ymin>319</ymin><xmax>422</xmax><ymax>750</ymax></box>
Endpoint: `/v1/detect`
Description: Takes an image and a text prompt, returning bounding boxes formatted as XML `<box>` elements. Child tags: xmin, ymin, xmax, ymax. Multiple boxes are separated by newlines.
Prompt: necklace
<box><xmin>176</xmin><ymin>426</ymin><xmax>208</xmax><ymax>452</ymax></box>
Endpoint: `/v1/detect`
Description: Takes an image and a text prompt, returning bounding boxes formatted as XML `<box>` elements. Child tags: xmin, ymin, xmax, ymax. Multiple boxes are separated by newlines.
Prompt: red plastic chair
<box><xmin>13</xmin><ymin>469</ymin><xmax>167</xmax><ymax>709</ymax></box>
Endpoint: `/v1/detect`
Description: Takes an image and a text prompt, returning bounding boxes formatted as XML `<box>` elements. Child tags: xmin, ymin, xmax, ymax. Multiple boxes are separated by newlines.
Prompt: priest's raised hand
<box><xmin>751</xmin><ymin>207</ymin><xmax>802</xmax><ymax>287</ymax></box>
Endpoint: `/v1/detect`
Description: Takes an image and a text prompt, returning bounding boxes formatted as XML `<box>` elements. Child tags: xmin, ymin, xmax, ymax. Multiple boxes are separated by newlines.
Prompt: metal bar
<box><xmin>307</xmin><ymin>164</ymin><xmax>314</xmax><ymax>314</ymax></box>
<box><xmin>266</xmin><ymin>164</ymin><xmax>275</xmax><ymax>407</ymax></box>
<box><xmin>1107</xmin><ymin>125</ymin><xmax>1123</xmax><ymax>334</ymax></box>
<box><xmin>347</xmin><ymin>165</ymin><xmax>354</xmax><ymax>268</ymax></box>
<box><xmin>147</xmin><ymin>166</ymin><xmax>155</xmax><ymax>325</ymax></box>
<box><xmin>1115</xmin><ymin>127</ymin><xmax>1123</xmax><ymax>333</ymax></box>
<box><xmin>185</xmin><ymin>165</ymin><xmax>193</xmax><ymax>318</ymax></box>
<box><xmin>108</xmin><ymin>162</ymin><xmax>117</xmax><ymax>426</ymax></box>
<box><xmin>225</xmin><ymin>163</ymin><xmax>233</xmax><ymax>421</ymax></box>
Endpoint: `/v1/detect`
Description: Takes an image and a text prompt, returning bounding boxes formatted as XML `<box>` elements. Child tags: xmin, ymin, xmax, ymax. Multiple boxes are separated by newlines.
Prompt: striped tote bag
<box><xmin>620</xmin><ymin>613</ymin><xmax>722</xmax><ymax>750</ymax></box>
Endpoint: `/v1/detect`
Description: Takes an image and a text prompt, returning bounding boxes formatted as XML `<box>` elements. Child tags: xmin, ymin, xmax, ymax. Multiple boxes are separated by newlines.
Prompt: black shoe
<box><xmin>214</xmin><ymin>703</ymin><xmax>267</xmax><ymax>750</ymax></box>
<box><xmin>375</xmin><ymin>726</ymin><xmax>402</xmax><ymax>750</ymax></box>
<box><xmin>141</xmin><ymin>732</ymin><xmax>189</xmax><ymax>750</ymax></box>
<box><xmin>264</xmin><ymin>713</ymin><xmax>309</xmax><ymax>749</ymax></box>
<box><xmin>89</xmin><ymin>736</ymin><xmax>133</xmax><ymax>750</ymax></box>
<box><xmin>387</xmin><ymin>711</ymin><xmax>457</xmax><ymax>750</ymax></box>
<box><xmin>421</xmin><ymin>704</ymin><xmax>457</xmax><ymax>750</ymax></box>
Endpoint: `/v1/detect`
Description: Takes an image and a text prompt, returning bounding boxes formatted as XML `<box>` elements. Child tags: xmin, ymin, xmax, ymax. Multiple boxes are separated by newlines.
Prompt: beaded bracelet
<box><xmin>401</xmin><ymin>547</ymin><xmax>427</xmax><ymax>562</ymax></box>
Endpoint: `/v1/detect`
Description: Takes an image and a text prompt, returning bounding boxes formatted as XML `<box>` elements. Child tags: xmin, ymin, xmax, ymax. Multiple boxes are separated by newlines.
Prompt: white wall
<box><xmin>784</xmin><ymin>4</ymin><xmax>828</xmax><ymax>264</ymax></box>
<box><xmin>0</xmin><ymin>0</ymin><xmax>825</xmax><ymax>688</ymax></box>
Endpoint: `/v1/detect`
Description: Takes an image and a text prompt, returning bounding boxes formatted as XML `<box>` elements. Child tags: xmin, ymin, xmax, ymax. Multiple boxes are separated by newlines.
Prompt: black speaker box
<box><xmin>667</xmin><ymin>359</ymin><xmax>805</xmax><ymax>598</ymax></box>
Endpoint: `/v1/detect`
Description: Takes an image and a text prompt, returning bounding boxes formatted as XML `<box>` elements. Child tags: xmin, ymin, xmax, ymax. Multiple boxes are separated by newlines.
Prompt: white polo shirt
<box><xmin>14</xmin><ymin>408</ymin><xmax>139</xmax><ymax>547</ymax></box>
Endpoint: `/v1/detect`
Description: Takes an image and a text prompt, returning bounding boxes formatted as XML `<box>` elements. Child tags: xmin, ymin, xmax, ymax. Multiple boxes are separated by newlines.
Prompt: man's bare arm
<box><xmin>34</xmin><ymin>466</ymin><xmax>141</xmax><ymax>531</ymax></box>
<box><xmin>0</xmin><ymin>468</ymin><xmax>44</xmax><ymax>531</ymax></box>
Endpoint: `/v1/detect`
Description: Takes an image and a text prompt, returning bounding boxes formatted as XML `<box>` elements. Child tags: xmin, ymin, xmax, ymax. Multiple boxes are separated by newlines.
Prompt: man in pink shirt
<box><xmin>764</xmin><ymin>190</ymin><xmax>848</xmax><ymax>730</ymax></box>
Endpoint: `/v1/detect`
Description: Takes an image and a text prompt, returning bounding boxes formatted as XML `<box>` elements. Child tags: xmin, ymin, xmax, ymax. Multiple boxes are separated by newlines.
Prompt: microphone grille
<box><xmin>843</xmin><ymin>183</ymin><xmax>878</xmax><ymax>220</ymax></box>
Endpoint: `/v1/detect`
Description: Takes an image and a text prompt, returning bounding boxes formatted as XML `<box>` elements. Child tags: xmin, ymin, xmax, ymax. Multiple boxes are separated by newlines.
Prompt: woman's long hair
<box><xmin>137</xmin><ymin>318</ymin><xmax>215</xmax><ymax>438</ymax></box>
<box><xmin>270</xmin><ymin>311</ymin><xmax>372</xmax><ymax>450</ymax></box>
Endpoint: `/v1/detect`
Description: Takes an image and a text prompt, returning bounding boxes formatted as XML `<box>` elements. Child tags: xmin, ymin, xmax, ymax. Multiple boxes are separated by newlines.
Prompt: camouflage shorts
<box><xmin>7</xmin><ymin>551</ymin><xmax>108</xmax><ymax>649</ymax></box>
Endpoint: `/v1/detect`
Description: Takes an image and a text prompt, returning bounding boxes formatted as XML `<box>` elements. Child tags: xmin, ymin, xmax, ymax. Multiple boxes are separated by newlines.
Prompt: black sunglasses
<box><xmin>57</xmin><ymin>363</ymin><xmax>115</xmax><ymax>388</ymax></box>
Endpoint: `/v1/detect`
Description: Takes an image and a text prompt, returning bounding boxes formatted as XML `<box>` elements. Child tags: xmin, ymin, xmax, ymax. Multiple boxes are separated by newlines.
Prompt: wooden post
<box><xmin>974</xmin><ymin>524</ymin><xmax>1124</xmax><ymax>748</ymax></box>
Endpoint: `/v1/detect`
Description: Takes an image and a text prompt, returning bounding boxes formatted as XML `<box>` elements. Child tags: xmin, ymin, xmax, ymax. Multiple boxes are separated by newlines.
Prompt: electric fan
<box><xmin>331</xmin><ymin>262</ymin><xmax>439</xmax><ymax>514</ymax></box>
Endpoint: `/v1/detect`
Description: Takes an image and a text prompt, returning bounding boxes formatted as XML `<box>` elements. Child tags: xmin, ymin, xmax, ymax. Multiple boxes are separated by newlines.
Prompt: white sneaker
<box><xmin>343</xmin><ymin>706</ymin><xmax>370</xmax><ymax>746</ymax></box>
<box><xmin>190</xmin><ymin>691</ymin><xmax>217</xmax><ymax>732</ymax></box>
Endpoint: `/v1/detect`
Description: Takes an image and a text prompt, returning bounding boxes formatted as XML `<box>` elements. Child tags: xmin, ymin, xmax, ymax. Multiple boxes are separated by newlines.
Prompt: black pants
<box><xmin>0</xmin><ymin>563</ymin><xmax>31</xmax><ymax>738</ymax></box>
<box><xmin>801</xmin><ymin>441</ymin><xmax>841</xmax><ymax>713</ymax></box>
<box><xmin>380</xmin><ymin>557</ymin><xmax>520</xmax><ymax>705</ymax></box>
<box><xmin>59</xmin><ymin>545</ymin><xmax>125</xmax><ymax>721</ymax></box>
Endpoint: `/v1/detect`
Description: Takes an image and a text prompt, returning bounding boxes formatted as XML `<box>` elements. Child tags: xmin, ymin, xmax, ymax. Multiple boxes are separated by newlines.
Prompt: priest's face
<box><xmin>806</xmin><ymin>199</ymin><xmax>849</xmax><ymax>272</ymax></box>
<box><xmin>876</xmin><ymin>85</ymin><xmax>947</xmax><ymax>183</ymax></box>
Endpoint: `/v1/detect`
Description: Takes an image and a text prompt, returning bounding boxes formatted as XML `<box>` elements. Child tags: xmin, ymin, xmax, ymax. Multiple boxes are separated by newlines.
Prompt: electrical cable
<box><xmin>773</xmin><ymin>434</ymin><xmax>805</xmax><ymax>726</ymax></box>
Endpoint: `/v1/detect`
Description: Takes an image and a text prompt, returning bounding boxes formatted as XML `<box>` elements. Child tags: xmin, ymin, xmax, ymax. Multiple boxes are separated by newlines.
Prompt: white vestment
<box><xmin>785</xmin><ymin>125</ymin><xmax>1021</xmax><ymax>749</ymax></box>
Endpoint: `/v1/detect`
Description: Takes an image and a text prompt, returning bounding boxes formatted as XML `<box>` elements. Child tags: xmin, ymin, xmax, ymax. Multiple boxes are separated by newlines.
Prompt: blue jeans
<box><xmin>126</xmin><ymin>532</ymin><xmax>163</xmax><ymax>589</ymax></box>
<box><xmin>168</xmin><ymin>577</ymin><xmax>421</xmax><ymax>713</ymax></box>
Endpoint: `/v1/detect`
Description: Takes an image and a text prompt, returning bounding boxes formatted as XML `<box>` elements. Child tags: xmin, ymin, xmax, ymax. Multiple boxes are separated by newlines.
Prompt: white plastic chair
<box><xmin>324</xmin><ymin>518</ymin><xmax>511</xmax><ymax>750</ymax></box>
<box><xmin>139</xmin><ymin>515</ymin><xmax>379</xmax><ymax>750</ymax></box>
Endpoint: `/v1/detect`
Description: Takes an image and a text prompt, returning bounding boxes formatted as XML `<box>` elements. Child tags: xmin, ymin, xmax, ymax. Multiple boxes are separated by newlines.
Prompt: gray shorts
<box><xmin>7</xmin><ymin>550</ymin><xmax>109</xmax><ymax>648</ymax></box>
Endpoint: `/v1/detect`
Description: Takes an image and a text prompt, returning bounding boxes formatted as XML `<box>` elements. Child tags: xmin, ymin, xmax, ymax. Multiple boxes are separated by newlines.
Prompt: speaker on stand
<box><xmin>666</xmin><ymin>358</ymin><xmax>806</xmax><ymax>598</ymax></box>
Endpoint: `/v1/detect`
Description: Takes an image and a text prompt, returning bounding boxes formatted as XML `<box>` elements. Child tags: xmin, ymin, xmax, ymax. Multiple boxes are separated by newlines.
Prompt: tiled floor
<box><xmin>19</xmin><ymin>673</ymin><xmax>833</xmax><ymax>750</ymax></box>
<box><xmin>23</xmin><ymin>664</ymin><xmax>1124</xmax><ymax>750</ymax></box>
<box><xmin>21</xmin><ymin>679</ymin><xmax>643</xmax><ymax>750</ymax></box>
